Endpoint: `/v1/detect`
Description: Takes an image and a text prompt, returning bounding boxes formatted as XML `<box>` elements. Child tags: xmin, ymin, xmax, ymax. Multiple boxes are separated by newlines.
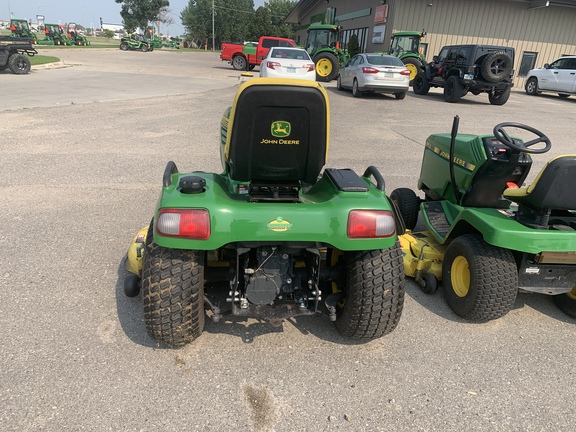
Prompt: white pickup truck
<box><xmin>525</xmin><ymin>56</ymin><xmax>576</xmax><ymax>98</ymax></box>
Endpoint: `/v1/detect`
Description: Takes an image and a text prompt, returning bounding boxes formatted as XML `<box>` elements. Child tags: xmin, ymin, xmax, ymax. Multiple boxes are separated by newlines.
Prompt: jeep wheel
<box><xmin>402</xmin><ymin>57</ymin><xmax>423</xmax><ymax>83</ymax></box>
<box><xmin>442</xmin><ymin>234</ymin><xmax>517</xmax><ymax>321</ymax></box>
<box><xmin>525</xmin><ymin>77</ymin><xmax>540</xmax><ymax>95</ymax></box>
<box><xmin>395</xmin><ymin>92</ymin><xmax>407</xmax><ymax>100</ymax></box>
<box><xmin>553</xmin><ymin>288</ymin><xmax>576</xmax><ymax>319</ymax></box>
<box><xmin>141</xmin><ymin>225</ymin><xmax>205</xmax><ymax>347</ymax></box>
<box><xmin>120</xmin><ymin>42</ymin><xmax>129</xmax><ymax>51</ymax></box>
<box><xmin>480</xmin><ymin>52</ymin><xmax>513</xmax><ymax>83</ymax></box>
<box><xmin>390</xmin><ymin>188</ymin><xmax>420</xmax><ymax>230</ymax></box>
<box><xmin>8</xmin><ymin>54</ymin><xmax>31</xmax><ymax>74</ymax></box>
<box><xmin>489</xmin><ymin>87</ymin><xmax>511</xmax><ymax>105</ymax></box>
<box><xmin>444</xmin><ymin>75</ymin><xmax>463</xmax><ymax>103</ymax></box>
<box><xmin>232</xmin><ymin>55</ymin><xmax>247</xmax><ymax>70</ymax></box>
<box><xmin>314</xmin><ymin>52</ymin><xmax>339</xmax><ymax>82</ymax></box>
<box><xmin>413</xmin><ymin>72</ymin><xmax>430</xmax><ymax>95</ymax></box>
<box><xmin>352</xmin><ymin>79</ymin><xmax>363</xmax><ymax>98</ymax></box>
<box><xmin>335</xmin><ymin>246</ymin><xmax>405</xmax><ymax>340</ymax></box>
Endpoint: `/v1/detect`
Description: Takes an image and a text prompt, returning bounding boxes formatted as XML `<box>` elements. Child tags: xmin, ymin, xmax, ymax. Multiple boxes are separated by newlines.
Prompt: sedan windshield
<box><xmin>270</xmin><ymin>49</ymin><xmax>312</xmax><ymax>61</ymax></box>
<box><xmin>366</xmin><ymin>55</ymin><xmax>404</xmax><ymax>67</ymax></box>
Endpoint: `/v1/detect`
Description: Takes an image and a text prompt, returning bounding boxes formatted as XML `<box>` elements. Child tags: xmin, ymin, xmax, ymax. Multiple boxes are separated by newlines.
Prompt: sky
<box><xmin>1</xmin><ymin>0</ymin><xmax>267</xmax><ymax>36</ymax></box>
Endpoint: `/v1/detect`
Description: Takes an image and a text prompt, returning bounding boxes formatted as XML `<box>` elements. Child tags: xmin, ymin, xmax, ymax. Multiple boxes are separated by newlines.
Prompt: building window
<box><xmin>518</xmin><ymin>52</ymin><xmax>538</xmax><ymax>76</ymax></box>
<box><xmin>341</xmin><ymin>28</ymin><xmax>369</xmax><ymax>52</ymax></box>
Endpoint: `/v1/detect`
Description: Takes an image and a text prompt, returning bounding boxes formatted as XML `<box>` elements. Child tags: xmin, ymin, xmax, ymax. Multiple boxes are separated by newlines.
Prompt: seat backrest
<box><xmin>224</xmin><ymin>78</ymin><xmax>329</xmax><ymax>184</ymax></box>
<box><xmin>516</xmin><ymin>154</ymin><xmax>576</xmax><ymax>210</ymax></box>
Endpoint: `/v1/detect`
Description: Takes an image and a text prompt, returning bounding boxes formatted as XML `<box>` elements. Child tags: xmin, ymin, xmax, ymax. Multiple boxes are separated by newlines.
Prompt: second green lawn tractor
<box><xmin>123</xmin><ymin>78</ymin><xmax>406</xmax><ymax>347</ymax></box>
<box><xmin>392</xmin><ymin>116</ymin><xmax>576</xmax><ymax>321</ymax></box>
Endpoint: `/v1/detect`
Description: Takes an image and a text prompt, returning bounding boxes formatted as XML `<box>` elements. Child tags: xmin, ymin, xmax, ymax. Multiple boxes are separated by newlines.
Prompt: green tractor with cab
<box><xmin>123</xmin><ymin>78</ymin><xmax>406</xmax><ymax>347</ymax></box>
<box><xmin>305</xmin><ymin>24</ymin><xmax>350</xmax><ymax>82</ymax></box>
<box><xmin>44</xmin><ymin>23</ymin><xmax>73</xmax><ymax>45</ymax></box>
<box><xmin>392</xmin><ymin>116</ymin><xmax>576</xmax><ymax>321</ymax></box>
<box><xmin>388</xmin><ymin>30</ymin><xmax>427</xmax><ymax>83</ymax></box>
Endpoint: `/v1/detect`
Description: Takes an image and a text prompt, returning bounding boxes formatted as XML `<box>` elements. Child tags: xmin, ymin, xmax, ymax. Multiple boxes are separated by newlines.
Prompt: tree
<box><xmin>102</xmin><ymin>29</ymin><xmax>115</xmax><ymax>39</ymax></box>
<box><xmin>181</xmin><ymin>0</ymin><xmax>254</xmax><ymax>49</ymax></box>
<box><xmin>115</xmin><ymin>0</ymin><xmax>170</xmax><ymax>33</ymax></box>
<box><xmin>266</xmin><ymin>0</ymin><xmax>297</xmax><ymax>39</ymax></box>
<box><xmin>348</xmin><ymin>34</ymin><xmax>361</xmax><ymax>57</ymax></box>
<box><xmin>246</xmin><ymin>7</ymin><xmax>273</xmax><ymax>40</ymax></box>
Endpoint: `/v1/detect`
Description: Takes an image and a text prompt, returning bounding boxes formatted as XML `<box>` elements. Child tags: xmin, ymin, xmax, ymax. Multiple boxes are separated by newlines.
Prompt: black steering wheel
<box><xmin>493</xmin><ymin>122</ymin><xmax>551</xmax><ymax>154</ymax></box>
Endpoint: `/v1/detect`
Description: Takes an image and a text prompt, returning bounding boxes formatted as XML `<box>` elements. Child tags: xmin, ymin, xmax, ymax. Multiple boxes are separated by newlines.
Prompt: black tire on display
<box><xmin>553</xmin><ymin>289</ymin><xmax>576</xmax><ymax>319</ymax></box>
<box><xmin>120</xmin><ymin>42</ymin><xmax>129</xmax><ymax>51</ymax></box>
<box><xmin>141</xmin><ymin>224</ymin><xmax>205</xmax><ymax>347</ymax></box>
<box><xmin>444</xmin><ymin>75</ymin><xmax>463</xmax><ymax>103</ymax></box>
<box><xmin>442</xmin><ymin>234</ymin><xmax>518</xmax><ymax>321</ymax></box>
<box><xmin>395</xmin><ymin>92</ymin><xmax>407</xmax><ymax>100</ymax></box>
<box><xmin>390</xmin><ymin>188</ymin><xmax>420</xmax><ymax>231</ymax></box>
<box><xmin>314</xmin><ymin>52</ymin><xmax>339</xmax><ymax>82</ymax></box>
<box><xmin>525</xmin><ymin>77</ymin><xmax>540</xmax><ymax>95</ymax></box>
<box><xmin>489</xmin><ymin>86</ymin><xmax>511</xmax><ymax>105</ymax></box>
<box><xmin>8</xmin><ymin>54</ymin><xmax>31</xmax><ymax>74</ymax></box>
<box><xmin>352</xmin><ymin>79</ymin><xmax>362</xmax><ymax>98</ymax></box>
<box><xmin>334</xmin><ymin>244</ymin><xmax>405</xmax><ymax>341</ymax></box>
<box><xmin>412</xmin><ymin>72</ymin><xmax>430</xmax><ymax>95</ymax></box>
<box><xmin>480</xmin><ymin>51</ymin><xmax>513</xmax><ymax>83</ymax></box>
<box><xmin>141</xmin><ymin>44</ymin><xmax>148</xmax><ymax>52</ymax></box>
<box><xmin>232</xmin><ymin>55</ymin><xmax>247</xmax><ymax>70</ymax></box>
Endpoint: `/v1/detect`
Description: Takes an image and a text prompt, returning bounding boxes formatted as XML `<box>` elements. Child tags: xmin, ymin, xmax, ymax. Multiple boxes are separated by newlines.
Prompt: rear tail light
<box><xmin>362</xmin><ymin>67</ymin><xmax>379</xmax><ymax>74</ymax></box>
<box><xmin>400</xmin><ymin>69</ymin><xmax>411</xmax><ymax>76</ymax></box>
<box><xmin>304</xmin><ymin>63</ymin><xmax>315</xmax><ymax>72</ymax></box>
<box><xmin>266</xmin><ymin>61</ymin><xmax>281</xmax><ymax>70</ymax></box>
<box><xmin>156</xmin><ymin>208</ymin><xmax>210</xmax><ymax>240</ymax></box>
<box><xmin>347</xmin><ymin>210</ymin><xmax>395</xmax><ymax>238</ymax></box>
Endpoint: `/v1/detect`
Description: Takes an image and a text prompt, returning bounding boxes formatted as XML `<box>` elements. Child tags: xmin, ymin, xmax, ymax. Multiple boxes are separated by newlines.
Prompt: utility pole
<box><xmin>212</xmin><ymin>0</ymin><xmax>215</xmax><ymax>51</ymax></box>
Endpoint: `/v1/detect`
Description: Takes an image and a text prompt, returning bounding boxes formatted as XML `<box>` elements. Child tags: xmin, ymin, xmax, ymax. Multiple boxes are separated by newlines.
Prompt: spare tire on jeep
<box><xmin>480</xmin><ymin>52</ymin><xmax>513</xmax><ymax>83</ymax></box>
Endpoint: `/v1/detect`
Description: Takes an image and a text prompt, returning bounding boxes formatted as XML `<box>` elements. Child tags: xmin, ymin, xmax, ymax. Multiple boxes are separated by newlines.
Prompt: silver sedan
<box><xmin>337</xmin><ymin>53</ymin><xmax>410</xmax><ymax>99</ymax></box>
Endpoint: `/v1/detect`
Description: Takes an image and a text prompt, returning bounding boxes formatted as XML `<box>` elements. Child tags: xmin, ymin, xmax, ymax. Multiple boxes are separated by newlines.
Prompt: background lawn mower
<box><xmin>124</xmin><ymin>78</ymin><xmax>406</xmax><ymax>347</ymax></box>
<box><xmin>392</xmin><ymin>116</ymin><xmax>576</xmax><ymax>321</ymax></box>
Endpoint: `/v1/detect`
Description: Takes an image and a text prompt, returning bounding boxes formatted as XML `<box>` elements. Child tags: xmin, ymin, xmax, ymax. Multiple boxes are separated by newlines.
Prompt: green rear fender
<box><xmin>153</xmin><ymin>172</ymin><xmax>398</xmax><ymax>251</ymax></box>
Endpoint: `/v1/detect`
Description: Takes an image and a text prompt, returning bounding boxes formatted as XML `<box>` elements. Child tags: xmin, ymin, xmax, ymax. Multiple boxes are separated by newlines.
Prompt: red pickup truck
<box><xmin>220</xmin><ymin>36</ymin><xmax>297</xmax><ymax>71</ymax></box>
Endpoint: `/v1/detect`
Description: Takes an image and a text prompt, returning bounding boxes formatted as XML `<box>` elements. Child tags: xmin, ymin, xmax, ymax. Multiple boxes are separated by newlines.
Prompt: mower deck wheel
<box><xmin>442</xmin><ymin>234</ymin><xmax>517</xmax><ymax>321</ymax></box>
<box><xmin>334</xmin><ymin>244</ymin><xmax>405</xmax><ymax>340</ymax></box>
<box><xmin>141</xmin><ymin>225</ymin><xmax>205</xmax><ymax>347</ymax></box>
<box><xmin>553</xmin><ymin>288</ymin><xmax>576</xmax><ymax>319</ymax></box>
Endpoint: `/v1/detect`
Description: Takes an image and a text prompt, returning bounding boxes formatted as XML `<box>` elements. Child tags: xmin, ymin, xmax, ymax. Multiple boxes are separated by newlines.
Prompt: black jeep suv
<box><xmin>413</xmin><ymin>44</ymin><xmax>515</xmax><ymax>105</ymax></box>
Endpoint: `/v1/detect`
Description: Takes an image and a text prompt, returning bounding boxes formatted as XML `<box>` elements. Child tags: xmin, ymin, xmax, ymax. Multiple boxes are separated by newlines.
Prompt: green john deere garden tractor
<box><xmin>392</xmin><ymin>116</ymin><xmax>576</xmax><ymax>321</ymax></box>
<box><xmin>44</xmin><ymin>23</ymin><xmax>73</xmax><ymax>45</ymax></box>
<box><xmin>305</xmin><ymin>24</ymin><xmax>350</xmax><ymax>82</ymax></box>
<box><xmin>67</xmin><ymin>23</ymin><xmax>90</xmax><ymax>46</ymax></box>
<box><xmin>123</xmin><ymin>78</ymin><xmax>406</xmax><ymax>347</ymax></box>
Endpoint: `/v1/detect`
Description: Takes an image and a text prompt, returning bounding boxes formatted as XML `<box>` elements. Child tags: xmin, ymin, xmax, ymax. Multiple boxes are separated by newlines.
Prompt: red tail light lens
<box><xmin>304</xmin><ymin>63</ymin><xmax>315</xmax><ymax>72</ymax></box>
<box><xmin>266</xmin><ymin>61</ymin><xmax>281</xmax><ymax>70</ymax></box>
<box><xmin>362</xmin><ymin>67</ymin><xmax>379</xmax><ymax>74</ymax></box>
<box><xmin>347</xmin><ymin>210</ymin><xmax>395</xmax><ymax>238</ymax></box>
<box><xmin>156</xmin><ymin>209</ymin><xmax>210</xmax><ymax>240</ymax></box>
<box><xmin>400</xmin><ymin>69</ymin><xmax>411</xmax><ymax>76</ymax></box>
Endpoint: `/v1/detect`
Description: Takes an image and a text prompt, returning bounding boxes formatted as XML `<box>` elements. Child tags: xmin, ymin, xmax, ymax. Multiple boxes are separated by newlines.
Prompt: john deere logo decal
<box><xmin>271</xmin><ymin>121</ymin><xmax>291</xmax><ymax>138</ymax></box>
<box><xmin>267</xmin><ymin>217</ymin><xmax>292</xmax><ymax>232</ymax></box>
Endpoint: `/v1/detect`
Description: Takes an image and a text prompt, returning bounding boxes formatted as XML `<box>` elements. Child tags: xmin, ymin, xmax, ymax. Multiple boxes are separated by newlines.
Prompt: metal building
<box><xmin>285</xmin><ymin>0</ymin><xmax>576</xmax><ymax>88</ymax></box>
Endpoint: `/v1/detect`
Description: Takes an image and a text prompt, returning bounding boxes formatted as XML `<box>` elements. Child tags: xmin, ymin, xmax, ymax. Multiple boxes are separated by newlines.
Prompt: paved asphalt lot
<box><xmin>1</xmin><ymin>48</ymin><xmax>575</xmax><ymax>431</ymax></box>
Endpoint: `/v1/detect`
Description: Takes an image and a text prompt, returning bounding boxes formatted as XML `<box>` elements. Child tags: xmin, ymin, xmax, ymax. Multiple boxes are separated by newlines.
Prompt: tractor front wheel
<box><xmin>314</xmin><ymin>52</ymin><xmax>339</xmax><ymax>82</ymax></box>
<box><xmin>402</xmin><ymin>57</ymin><xmax>423</xmax><ymax>83</ymax></box>
<box><xmin>141</xmin><ymin>225</ymin><xmax>205</xmax><ymax>347</ymax></box>
<box><xmin>553</xmin><ymin>288</ymin><xmax>576</xmax><ymax>319</ymax></box>
<box><xmin>390</xmin><ymin>188</ymin><xmax>420</xmax><ymax>230</ymax></box>
<box><xmin>334</xmin><ymin>245</ymin><xmax>405</xmax><ymax>341</ymax></box>
<box><xmin>8</xmin><ymin>54</ymin><xmax>31</xmax><ymax>74</ymax></box>
<box><xmin>442</xmin><ymin>234</ymin><xmax>517</xmax><ymax>321</ymax></box>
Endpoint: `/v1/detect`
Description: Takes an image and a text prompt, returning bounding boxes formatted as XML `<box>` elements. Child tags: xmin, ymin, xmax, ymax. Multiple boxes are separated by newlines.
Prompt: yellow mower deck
<box><xmin>399</xmin><ymin>230</ymin><xmax>447</xmax><ymax>291</ymax></box>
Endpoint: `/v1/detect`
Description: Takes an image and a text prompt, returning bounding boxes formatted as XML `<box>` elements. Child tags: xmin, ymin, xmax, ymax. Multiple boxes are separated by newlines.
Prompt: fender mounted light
<box><xmin>347</xmin><ymin>210</ymin><xmax>395</xmax><ymax>238</ymax></box>
<box><xmin>156</xmin><ymin>208</ymin><xmax>210</xmax><ymax>240</ymax></box>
